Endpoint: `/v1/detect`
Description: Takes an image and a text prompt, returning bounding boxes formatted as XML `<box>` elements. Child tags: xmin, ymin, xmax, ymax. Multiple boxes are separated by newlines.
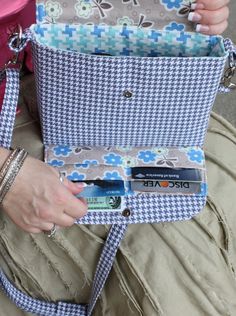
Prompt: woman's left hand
<box><xmin>188</xmin><ymin>0</ymin><xmax>230</xmax><ymax>35</ymax></box>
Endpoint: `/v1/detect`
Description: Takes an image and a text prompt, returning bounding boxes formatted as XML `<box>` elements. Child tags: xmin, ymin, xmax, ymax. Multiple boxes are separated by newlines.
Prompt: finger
<box><xmin>37</xmin><ymin>190</ymin><xmax>87</xmax><ymax>223</ymax></box>
<box><xmin>62</xmin><ymin>177</ymin><xmax>85</xmax><ymax>195</ymax></box>
<box><xmin>53</xmin><ymin>212</ymin><xmax>76</xmax><ymax>227</ymax></box>
<box><xmin>20</xmin><ymin>212</ymin><xmax>56</xmax><ymax>231</ymax></box>
<box><xmin>79</xmin><ymin>197</ymin><xmax>87</xmax><ymax>205</ymax></box>
<box><xmin>196</xmin><ymin>20</ymin><xmax>228</xmax><ymax>35</ymax></box>
<box><xmin>18</xmin><ymin>218</ymin><xmax>55</xmax><ymax>232</ymax></box>
<box><xmin>28</xmin><ymin>228</ymin><xmax>42</xmax><ymax>234</ymax></box>
<box><xmin>19</xmin><ymin>224</ymin><xmax>42</xmax><ymax>234</ymax></box>
<box><xmin>3</xmin><ymin>211</ymin><xmax>42</xmax><ymax>234</ymax></box>
<box><xmin>63</xmin><ymin>197</ymin><xmax>88</xmax><ymax>219</ymax></box>
<box><xmin>188</xmin><ymin>6</ymin><xmax>229</xmax><ymax>25</ymax></box>
<box><xmin>191</xmin><ymin>0</ymin><xmax>230</xmax><ymax>11</ymax></box>
<box><xmin>33</xmin><ymin>222</ymin><xmax>56</xmax><ymax>231</ymax></box>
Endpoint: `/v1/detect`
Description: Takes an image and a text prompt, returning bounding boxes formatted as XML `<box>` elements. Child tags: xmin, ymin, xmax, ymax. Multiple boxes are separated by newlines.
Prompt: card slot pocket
<box><xmin>45</xmin><ymin>145</ymin><xmax>207</xmax><ymax>171</ymax></box>
<box><xmin>44</xmin><ymin>146</ymin><xmax>207</xmax><ymax>222</ymax></box>
<box><xmin>54</xmin><ymin>163</ymin><xmax>207</xmax><ymax>198</ymax></box>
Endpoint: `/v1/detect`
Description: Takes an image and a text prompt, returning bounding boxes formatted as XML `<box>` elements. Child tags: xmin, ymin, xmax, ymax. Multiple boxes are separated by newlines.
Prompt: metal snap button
<box><xmin>122</xmin><ymin>208</ymin><xmax>131</xmax><ymax>217</ymax></box>
<box><xmin>123</xmin><ymin>90</ymin><xmax>133</xmax><ymax>98</ymax></box>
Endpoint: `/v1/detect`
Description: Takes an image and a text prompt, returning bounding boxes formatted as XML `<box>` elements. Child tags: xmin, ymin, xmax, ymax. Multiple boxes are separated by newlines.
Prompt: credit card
<box><xmin>87</xmin><ymin>196</ymin><xmax>124</xmax><ymax>211</ymax></box>
<box><xmin>74</xmin><ymin>180</ymin><xmax>125</xmax><ymax>198</ymax></box>
<box><xmin>131</xmin><ymin>180</ymin><xmax>201</xmax><ymax>194</ymax></box>
<box><xmin>131</xmin><ymin>167</ymin><xmax>202</xmax><ymax>182</ymax></box>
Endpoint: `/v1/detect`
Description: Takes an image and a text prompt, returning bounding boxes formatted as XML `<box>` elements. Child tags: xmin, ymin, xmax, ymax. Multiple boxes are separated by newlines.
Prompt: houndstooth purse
<box><xmin>0</xmin><ymin>21</ymin><xmax>235</xmax><ymax>315</ymax></box>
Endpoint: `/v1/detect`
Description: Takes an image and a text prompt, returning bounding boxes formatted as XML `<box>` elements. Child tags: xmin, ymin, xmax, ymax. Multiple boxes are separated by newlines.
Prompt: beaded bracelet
<box><xmin>0</xmin><ymin>148</ymin><xmax>28</xmax><ymax>204</ymax></box>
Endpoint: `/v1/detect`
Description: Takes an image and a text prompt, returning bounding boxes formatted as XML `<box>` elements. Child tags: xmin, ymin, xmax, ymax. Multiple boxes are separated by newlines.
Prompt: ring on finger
<box><xmin>44</xmin><ymin>223</ymin><xmax>57</xmax><ymax>238</ymax></box>
<box><xmin>59</xmin><ymin>171</ymin><xmax>64</xmax><ymax>184</ymax></box>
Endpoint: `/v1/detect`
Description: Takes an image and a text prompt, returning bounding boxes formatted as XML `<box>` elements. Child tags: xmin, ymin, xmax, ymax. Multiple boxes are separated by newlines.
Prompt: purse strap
<box><xmin>218</xmin><ymin>38</ymin><xmax>236</xmax><ymax>93</ymax></box>
<box><xmin>87</xmin><ymin>223</ymin><xmax>128</xmax><ymax>315</ymax></box>
<box><xmin>0</xmin><ymin>223</ymin><xmax>128</xmax><ymax>316</ymax></box>
<box><xmin>0</xmin><ymin>68</ymin><xmax>20</xmax><ymax>148</ymax></box>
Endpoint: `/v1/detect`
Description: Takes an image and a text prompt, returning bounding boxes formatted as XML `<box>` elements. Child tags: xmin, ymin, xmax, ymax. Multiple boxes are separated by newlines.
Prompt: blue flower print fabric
<box><xmin>36</xmin><ymin>0</ymin><xmax>196</xmax><ymax>32</ymax></box>
<box><xmin>45</xmin><ymin>145</ymin><xmax>207</xmax><ymax>196</ymax></box>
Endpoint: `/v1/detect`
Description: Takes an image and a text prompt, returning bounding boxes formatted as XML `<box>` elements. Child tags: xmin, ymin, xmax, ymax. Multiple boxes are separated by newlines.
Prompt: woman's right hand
<box><xmin>1</xmin><ymin>154</ymin><xmax>87</xmax><ymax>234</ymax></box>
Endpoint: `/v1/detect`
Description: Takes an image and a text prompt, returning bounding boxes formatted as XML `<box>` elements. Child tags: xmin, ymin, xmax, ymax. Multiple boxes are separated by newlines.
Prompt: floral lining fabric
<box><xmin>45</xmin><ymin>145</ymin><xmax>207</xmax><ymax>197</ymax></box>
<box><xmin>36</xmin><ymin>0</ymin><xmax>196</xmax><ymax>32</ymax></box>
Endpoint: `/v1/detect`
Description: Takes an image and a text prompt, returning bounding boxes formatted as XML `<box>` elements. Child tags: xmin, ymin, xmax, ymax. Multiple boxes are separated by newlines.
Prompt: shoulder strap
<box><xmin>87</xmin><ymin>223</ymin><xmax>128</xmax><ymax>315</ymax></box>
<box><xmin>0</xmin><ymin>27</ymin><xmax>30</xmax><ymax>149</ymax></box>
<box><xmin>0</xmin><ymin>224</ymin><xmax>128</xmax><ymax>315</ymax></box>
<box><xmin>0</xmin><ymin>68</ymin><xmax>20</xmax><ymax>149</ymax></box>
<box><xmin>219</xmin><ymin>38</ymin><xmax>236</xmax><ymax>93</ymax></box>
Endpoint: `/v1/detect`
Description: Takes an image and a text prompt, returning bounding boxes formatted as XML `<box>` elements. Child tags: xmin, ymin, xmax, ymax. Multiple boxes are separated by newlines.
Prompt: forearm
<box><xmin>0</xmin><ymin>147</ymin><xmax>11</xmax><ymax>168</ymax></box>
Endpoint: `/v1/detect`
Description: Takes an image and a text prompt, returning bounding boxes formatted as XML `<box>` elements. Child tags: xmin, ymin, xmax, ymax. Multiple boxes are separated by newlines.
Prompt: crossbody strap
<box><xmin>0</xmin><ymin>68</ymin><xmax>20</xmax><ymax>148</ymax></box>
<box><xmin>87</xmin><ymin>223</ymin><xmax>128</xmax><ymax>315</ymax></box>
<box><xmin>0</xmin><ymin>223</ymin><xmax>128</xmax><ymax>315</ymax></box>
<box><xmin>219</xmin><ymin>38</ymin><xmax>236</xmax><ymax>93</ymax></box>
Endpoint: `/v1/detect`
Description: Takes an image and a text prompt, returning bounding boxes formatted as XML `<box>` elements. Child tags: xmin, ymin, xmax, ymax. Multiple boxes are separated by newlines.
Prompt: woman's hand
<box><xmin>1</xmin><ymin>155</ymin><xmax>87</xmax><ymax>234</ymax></box>
<box><xmin>188</xmin><ymin>0</ymin><xmax>230</xmax><ymax>35</ymax></box>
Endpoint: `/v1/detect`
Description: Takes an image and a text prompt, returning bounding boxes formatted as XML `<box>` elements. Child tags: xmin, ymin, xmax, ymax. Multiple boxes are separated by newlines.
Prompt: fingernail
<box><xmin>188</xmin><ymin>12</ymin><xmax>202</xmax><ymax>22</ymax></box>
<box><xmin>75</xmin><ymin>182</ymin><xmax>87</xmax><ymax>188</ymax></box>
<box><xmin>196</xmin><ymin>24</ymin><xmax>210</xmax><ymax>33</ymax></box>
<box><xmin>191</xmin><ymin>3</ymin><xmax>205</xmax><ymax>10</ymax></box>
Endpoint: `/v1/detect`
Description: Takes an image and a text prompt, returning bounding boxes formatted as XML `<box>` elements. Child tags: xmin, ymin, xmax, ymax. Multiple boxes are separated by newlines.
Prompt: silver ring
<box><xmin>59</xmin><ymin>171</ymin><xmax>64</xmax><ymax>184</ymax></box>
<box><xmin>45</xmin><ymin>223</ymin><xmax>57</xmax><ymax>238</ymax></box>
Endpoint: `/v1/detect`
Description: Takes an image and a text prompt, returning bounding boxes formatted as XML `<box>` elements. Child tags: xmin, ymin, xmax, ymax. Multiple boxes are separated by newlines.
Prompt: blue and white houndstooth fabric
<box><xmin>87</xmin><ymin>224</ymin><xmax>127</xmax><ymax>315</ymax></box>
<box><xmin>75</xmin><ymin>195</ymin><xmax>206</xmax><ymax>225</ymax></box>
<box><xmin>0</xmin><ymin>270</ymin><xmax>87</xmax><ymax>316</ymax></box>
<box><xmin>0</xmin><ymin>25</ymin><xmax>235</xmax><ymax>316</ymax></box>
<box><xmin>30</xmin><ymin>24</ymin><xmax>228</xmax><ymax>147</ymax></box>
<box><xmin>0</xmin><ymin>69</ymin><xmax>20</xmax><ymax>149</ymax></box>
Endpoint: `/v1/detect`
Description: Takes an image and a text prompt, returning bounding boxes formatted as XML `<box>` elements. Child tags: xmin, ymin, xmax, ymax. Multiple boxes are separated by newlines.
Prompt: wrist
<box><xmin>0</xmin><ymin>148</ymin><xmax>28</xmax><ymax>205</ymax></box>
<box><xmin>0</xmin><ymin>148</ymin><xmax>11</xmax><ymax>167</ymax></box>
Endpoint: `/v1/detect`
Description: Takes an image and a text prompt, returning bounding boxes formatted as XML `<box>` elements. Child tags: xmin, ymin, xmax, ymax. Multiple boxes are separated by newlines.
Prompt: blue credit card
<box><xmin>73</xmin><ymin>180</ymin><xmax>126</xmax><ymax>198</ymax></box>
<box><xmin>131</xmin><ymin>167</ymin><xmax>202</xmax><ymax>182</ymax></box>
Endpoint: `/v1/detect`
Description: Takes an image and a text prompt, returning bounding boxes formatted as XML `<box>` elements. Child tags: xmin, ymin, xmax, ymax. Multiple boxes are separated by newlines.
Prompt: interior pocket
<box><xmin>45</xmin><ymin>145</ymin><xmax>207</xmax><ymax>200</ymax></box>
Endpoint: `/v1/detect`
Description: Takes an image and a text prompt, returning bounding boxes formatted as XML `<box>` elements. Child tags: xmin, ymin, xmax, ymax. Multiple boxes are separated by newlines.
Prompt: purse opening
<box><xmin>31</xmin><ymin>23</ymin><xmax>226</xmax><ymax>58</ymax></box>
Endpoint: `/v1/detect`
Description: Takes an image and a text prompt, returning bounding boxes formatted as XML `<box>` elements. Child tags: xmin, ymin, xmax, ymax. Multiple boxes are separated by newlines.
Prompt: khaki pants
<box><xmin>0</xmin><ymin>93</ymin><xmax>236</xmax><ymax>315</ymax></box>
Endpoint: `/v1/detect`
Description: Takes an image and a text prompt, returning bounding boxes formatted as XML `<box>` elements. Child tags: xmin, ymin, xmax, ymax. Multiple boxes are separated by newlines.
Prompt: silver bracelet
<box><xmin>0</xmin><ymin>148</ymin><xmax>21</xmax><ymax>183</ymax></box>
<box><xmin>0</xmin><ymin>148</ymin><xmax>28</xmax><ymax>204</ymax></box>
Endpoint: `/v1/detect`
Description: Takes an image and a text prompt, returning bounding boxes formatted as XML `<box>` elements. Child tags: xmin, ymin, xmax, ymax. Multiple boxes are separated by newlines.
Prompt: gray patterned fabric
<box><xmin>36</xmin><ymin>0</ymin><xmax>196</xmax><ymax>32</ymax></box>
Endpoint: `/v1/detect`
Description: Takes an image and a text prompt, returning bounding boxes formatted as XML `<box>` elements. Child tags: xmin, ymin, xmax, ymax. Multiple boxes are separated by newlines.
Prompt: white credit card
<box><xmin>131</xmin><ymin>180</ymin><xmax>201</xmax><ymax>194</ymax></box>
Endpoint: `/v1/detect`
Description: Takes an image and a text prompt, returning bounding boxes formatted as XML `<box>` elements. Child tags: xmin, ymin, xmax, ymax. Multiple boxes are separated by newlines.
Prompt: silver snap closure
<box><xmin>122</xmin><ymin>208</ymin><xmax>131</xmax><ymax>217</ymax></box>
<box><xmin>123</xmin><ymin>90</ymin><xmax>133</xmax><ymax>98</ymax></box>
